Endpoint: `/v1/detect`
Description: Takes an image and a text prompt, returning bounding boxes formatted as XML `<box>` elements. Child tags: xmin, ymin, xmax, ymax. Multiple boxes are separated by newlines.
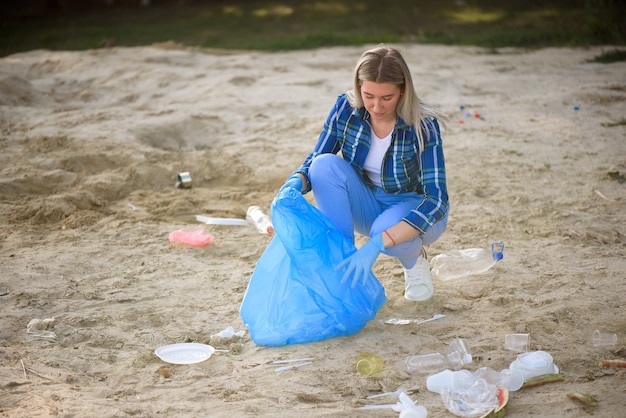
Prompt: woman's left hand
<box><xmin>335</xmin><ymin>233</ymin><xmax>384</xmax><ymax>288</ymax></box>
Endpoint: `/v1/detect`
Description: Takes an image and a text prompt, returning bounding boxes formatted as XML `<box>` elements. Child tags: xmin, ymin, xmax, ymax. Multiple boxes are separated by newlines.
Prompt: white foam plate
<box><xmin>155</xmin><ymin>343</ymin><xmax>216</xmax><ymax>364</ymax></box>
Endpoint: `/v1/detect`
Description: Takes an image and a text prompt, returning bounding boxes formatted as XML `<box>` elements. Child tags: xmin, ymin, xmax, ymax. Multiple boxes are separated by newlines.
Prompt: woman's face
<box><xmin>360</xmin><ymin>80</ymin><xmax>402</xmax><ymax>123</ymax></box>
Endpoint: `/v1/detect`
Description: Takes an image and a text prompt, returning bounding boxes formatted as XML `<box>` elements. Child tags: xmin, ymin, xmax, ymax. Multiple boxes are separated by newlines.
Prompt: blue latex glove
<box><xmin>335</xmin><ymin>233</ymin><xmax>384</xmax><ymax>288</ymax></box>
<box><xmin>280</xmin><ymin>175</ymin><xmax>303</xmax><ymax>193</ymax></box>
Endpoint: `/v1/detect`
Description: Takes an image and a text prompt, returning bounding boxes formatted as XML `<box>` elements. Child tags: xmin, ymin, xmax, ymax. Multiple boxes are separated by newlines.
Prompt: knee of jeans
<box><xmin>310</xmin><ymin>154</ymin><xmax>345</xmax><ymax>185</ymax></box>
<box><xmin>310</xmin><ymin>154</ymin><xmax>338</xmax><ymax>176</ymax></box>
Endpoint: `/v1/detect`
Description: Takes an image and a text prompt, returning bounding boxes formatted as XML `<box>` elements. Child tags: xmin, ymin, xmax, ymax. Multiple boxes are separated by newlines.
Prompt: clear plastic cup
<box><xmin>505</xmin><ymin>333</ymin><xmax>530</xmax><ymax>352</ymax></box>
<box><xmin>498</xmin><ymin>368</ymin><xmax>524</xmax><ymax>391</ymax></box>
<box><xmin>592</xmin><ymin>330</ymin><xmax>617</xmax><ymax>347</ymax></box>
<box><xmin>426</xmin><ymin>369</ymin><xmax>456</xmax><ymax>394</ymax></box>
<box><xmin>356</xmin><ymin>352</ymin><xmax>383</xmax><ymax>376</ymax></box>
<box><xmin>449</xmin><ymin>338</ymin><xmax>471</xmax><ymax>355</ymax></box>
<box><xmin>509</xmin><ymin>350</ymin><xmax>558</xmax><ymax>380</ymax></box>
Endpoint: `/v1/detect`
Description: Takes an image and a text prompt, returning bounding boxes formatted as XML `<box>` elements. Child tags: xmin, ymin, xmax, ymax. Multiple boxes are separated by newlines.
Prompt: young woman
<box><xmin>281</xmin><ymin>45</ymin><xmax>449</xmax><ymax>302</ymax></box>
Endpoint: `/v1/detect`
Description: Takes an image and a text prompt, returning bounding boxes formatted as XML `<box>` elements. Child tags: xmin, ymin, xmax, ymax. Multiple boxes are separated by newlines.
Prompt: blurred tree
<box><xmin>585</xmin><ymin>0</ymin><xmax>626</xmax><ymax>43</ymax></box>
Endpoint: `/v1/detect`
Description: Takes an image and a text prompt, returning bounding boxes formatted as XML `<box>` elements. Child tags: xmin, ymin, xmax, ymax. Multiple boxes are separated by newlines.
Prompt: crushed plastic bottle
<box><xmin>406</xmin><ymin>351</ymin><xmax>473</xmax><ymax>374</ymax></box>
<box><xmin>407</xmin><ymin>338</ymin><xmax>472</xmax><ymax>374</ymax></box>
<box><xmin>246</xmin><ymin>206</ymin><xmax>274</xmax><ymax>234</ymax></box>
<box><xmin>431</xmin><ymin>241</ymin><xmax>504</xmax><ymax>281</ymax></box>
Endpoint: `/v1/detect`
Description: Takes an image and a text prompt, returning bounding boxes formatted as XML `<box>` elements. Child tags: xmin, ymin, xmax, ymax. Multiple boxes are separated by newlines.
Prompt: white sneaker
<box><xmin>404</xmin><ymin>250</ymin><xmax>434</xmax><ymax>301</ymax></box>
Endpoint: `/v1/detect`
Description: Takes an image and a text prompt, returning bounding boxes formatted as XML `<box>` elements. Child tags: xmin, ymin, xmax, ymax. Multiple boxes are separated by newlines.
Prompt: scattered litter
<box><xmin>367</xmin><ymin>387</ymin><xmax>407</xmax><ymax>399</ymax></box>
<box><xmin>26</xmin><ymin>318</ymin><xmax>57</xmax><ymax>340</ymax></box>
<box><xmin>270</xmin><ymin>357</ymin><xmax>315</xmax><ymax>364</ymax></box>
<box><xmin>168</xmin><ymin>227</ymin><xmax>214</xmax><ymax>247</ymax></box>
<box><xmin>175</xmin><ymin>172</ymin><xmax>192</xmax><ymax>188</ymax></box>
<box><xmin>196</xmin><ymin>215</ymin><xmax>248</xmax><ymax>226</ymax></box>
<box><xmin>567</xmin><ymin>392</ymin><xmax>599</xmax><ymax>407</ymax></box>
<box><xmin>211</xmin><ymin>326</ymin><xmax>245</xmax><ymax>339</ymax></box>
<box><xmin>209</xmin><ymin>326</ymin><xmax>245</xmax><ymax>347</ymax></box>
<box><xmin>158</xmin><ymin>367</ymin><xmax>171</xmax><ymax>378</ymax></box>
<box><xmin>598</xmin><ymin>359</ymin><xmax>626</xmax><ymax>368</ymax></box>
<box><xmin>392</xmin><ymin>392</ymin><xmax>427</xmax><ymax>417</ymax></box>
<box><xmin>154</xmin><ymin>342</ymin><xmax>215</xmax><ymax>364</ymax></box>
<box><xmin>270</xmin><ymin>357</ymin><xmax>315</xmax><ymax>372</ymax></box>
<box><xmin>274</xmin><ymin>361</ymin><xmax>313</xmax><ymax>372</ymax></box>
<box><xmin>128</xmin><ymin>202</ymin><xmax>139</xmax><ymax>211</ymax></box>
<box><xmin>360</xmin><ymin>404</ymin><xmax>396</xmax><ymax>410</ymax></box>
<box><xmin>458</xmin><ymin>105</ymin><xmax>485</xmax><ymax>122</ymax></box>
<box><xmin>520</xmin><ymin>373</ymin><xmax>565</xmax><ymax>389</ymax></box>
<box><xmin>384</xmin><ymin>313</ymin><xmax>445</xmax><ymax>325</ymax></box>
<box><xmin>593</xmin><ymin>190</ymin><xmax>609</xmax><ymax>200</ymax></box>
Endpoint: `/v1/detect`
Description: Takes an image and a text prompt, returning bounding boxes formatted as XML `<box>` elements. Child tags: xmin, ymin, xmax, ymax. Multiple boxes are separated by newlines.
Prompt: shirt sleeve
<box><xmin>290</xmin><ymin>94</ymin><xmax>346</xmax><ymax>193</ymax></box>
<box><xmin>402</xmin><ymin>118</ymin><xmax>449</xmax><ymax>234</ymax></box>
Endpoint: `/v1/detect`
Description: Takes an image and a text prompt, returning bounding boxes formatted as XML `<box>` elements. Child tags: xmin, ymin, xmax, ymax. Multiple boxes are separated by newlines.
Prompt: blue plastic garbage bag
<box><xmin>239</xmin><ymin>187</ymin><xmax>387</xmax><ymax>346</ymax></box>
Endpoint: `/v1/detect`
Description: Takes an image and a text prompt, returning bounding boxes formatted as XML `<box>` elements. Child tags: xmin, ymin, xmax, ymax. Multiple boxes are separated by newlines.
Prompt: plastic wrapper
<box><xmin>441</xmin><ymin>378</ymin><xmax>499</xmax><ymax>417</ymax></box>
<box><xmin>168</xmin><ymin>227</ymin><xmax>214</xmax><ymax>247</ymax></box>
<box><xmin>239</xmin><ymin>187</ymin><xmax>387</xmax><ymax>346</ymax></box>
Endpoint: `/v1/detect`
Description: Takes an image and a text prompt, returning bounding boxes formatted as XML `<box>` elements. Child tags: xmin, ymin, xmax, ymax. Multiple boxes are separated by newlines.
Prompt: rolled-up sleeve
<box><xmin>402</xmin><ymin>118</ymin><xmax>449</xmax><ymax>234</ymax></box>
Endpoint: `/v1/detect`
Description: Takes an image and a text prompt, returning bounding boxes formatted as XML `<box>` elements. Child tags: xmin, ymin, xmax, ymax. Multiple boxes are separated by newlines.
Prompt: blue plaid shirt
<box><xmin>294</xmin><ymin>93</ymin><xmax>449</xmax><ymax>234</ymax></box>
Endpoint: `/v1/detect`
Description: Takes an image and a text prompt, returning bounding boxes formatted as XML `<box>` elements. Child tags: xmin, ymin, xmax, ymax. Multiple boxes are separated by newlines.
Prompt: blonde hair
<box><xmin>347</xmin><ymin>45</ymin><xmax>447</xmax><ymax>151</ymax></box>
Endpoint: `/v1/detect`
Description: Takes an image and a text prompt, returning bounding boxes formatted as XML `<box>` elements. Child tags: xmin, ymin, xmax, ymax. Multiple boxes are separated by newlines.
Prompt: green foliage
<box><xmin>590</xmin><ymin>49</ymin><xmax>626</xmax><ymax>63</ymax></box>
<box><xmin>0</xmin><ymin>0</ymin><xmax>624</xmax><ymax>56</ymax></box>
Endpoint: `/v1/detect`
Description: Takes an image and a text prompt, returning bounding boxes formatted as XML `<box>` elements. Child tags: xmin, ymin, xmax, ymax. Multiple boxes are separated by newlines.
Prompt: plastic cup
<box><xmin>505</xmin><ymin>333</ymin><xmax>530</xmax><ymax>352</ymax></box>
<box><xmin>500</xmin><ymin>368</ymin><xmax>524</xmax><ymax>391</ymax></box>
<box><xmin>449</xmin><ymin>338</ymin><xmax>471</xmax><ymax>355</ymax></box>
<box><xmin>356</xmin><ymin>352</ymin><xmax>383</xmax><ymax>376</ymax></box>
<box><xmin>592</xmin><ymin>330</ymin><xmax>617</xmax><ymax>347</ymax></box>
<box><xmin>176</xmin><ymin>172</ymin><xmax>192</xmax><ymax>188</ymax></box>
<box><xmin>509</xmin><ymin>350</ymin><xmax>558</xmax><ymax>380</ymax></box>
<box><xmin>426</xmin><ymin>369</ymin><xmax>455</xmax><ymax>394</ymax></box>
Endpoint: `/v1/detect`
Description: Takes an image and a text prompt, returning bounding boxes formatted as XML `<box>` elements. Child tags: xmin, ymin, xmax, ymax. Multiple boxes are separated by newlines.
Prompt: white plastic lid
<box><xmin>509</xmin><ymin>350</ymin><xmax>558</xmax><ymax>380</ymax></box>
<box><xmin>518</xmin><ymin>350</ymin><xmax>552</xmax><ymax>368</ymax></box>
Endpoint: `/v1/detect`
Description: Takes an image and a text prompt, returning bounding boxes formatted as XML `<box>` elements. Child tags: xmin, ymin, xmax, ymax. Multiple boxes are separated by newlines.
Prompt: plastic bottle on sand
<box><xmin>246</xmin><ymin>206</ymin><xmax>274</xmax><ymax>234</ymax></box>
<box><xmin>431</xmin><ymin>241</ymin><xmax>504</xmax><ymax>281</ymax></box>
<box><xmin>406</xmin><ymin>350</ymin><xmax>473</xmax><ymax>374</ymax></box>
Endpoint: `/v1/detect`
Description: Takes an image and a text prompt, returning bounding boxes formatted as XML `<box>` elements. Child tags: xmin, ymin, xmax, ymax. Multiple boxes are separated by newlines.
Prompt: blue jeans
<box><xmin>309</xmin><ymin>154</ymin><xmax>448</xmax><ymax>269</ymax></box>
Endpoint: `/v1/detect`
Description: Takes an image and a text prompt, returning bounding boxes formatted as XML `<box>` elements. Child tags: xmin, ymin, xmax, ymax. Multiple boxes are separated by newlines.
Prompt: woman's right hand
<box><xmin>280</xmin><ymin>174</ymin><xmax>303</xmax><ymax>193</ymax></box>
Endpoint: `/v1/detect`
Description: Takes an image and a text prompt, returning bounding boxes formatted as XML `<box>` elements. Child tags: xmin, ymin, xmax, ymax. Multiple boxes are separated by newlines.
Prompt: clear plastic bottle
<box><xmin>406</xmin><ymin>350</ymin><xmax>473</xmax><ymax>374</ymax></box>
<box><xmin>431</xmin><ymin>241</ymin><xmax>504</xmax><ymax>281</ymax></box>
<box><xmin>246</xmin><ymin>206</ymin><xmax>274</xmax><ymax>234</ymax></box>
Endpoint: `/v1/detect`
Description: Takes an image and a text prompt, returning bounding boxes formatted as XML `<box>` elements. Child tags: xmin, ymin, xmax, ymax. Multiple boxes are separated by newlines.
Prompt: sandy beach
<box><xmin>1</xmin><ymin>43</ymin><xmax>625</xmax><ymax>417</ymax></box>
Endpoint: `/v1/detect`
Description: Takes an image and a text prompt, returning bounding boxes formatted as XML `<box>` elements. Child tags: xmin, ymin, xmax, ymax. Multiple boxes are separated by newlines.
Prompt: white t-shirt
<box><xmin>364</xmin><ymin>130</ymin><xmax>392</xmax><ymax>187</ymax></box>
